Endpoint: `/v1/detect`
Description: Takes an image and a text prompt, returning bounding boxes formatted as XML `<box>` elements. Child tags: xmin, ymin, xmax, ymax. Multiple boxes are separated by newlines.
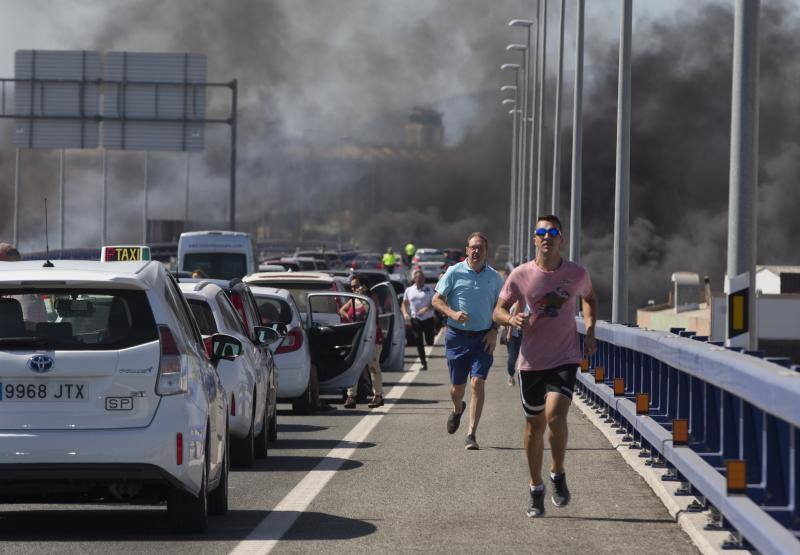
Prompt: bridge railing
<box><xmin>576</xmin><ymin>319</ymin><xmax>800</xmax><ymax>555</ymax></box>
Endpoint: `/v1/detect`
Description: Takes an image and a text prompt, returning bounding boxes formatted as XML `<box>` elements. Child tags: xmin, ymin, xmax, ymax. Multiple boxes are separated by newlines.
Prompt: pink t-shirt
<box><xmin>499</xmin><ymin>259</ymin><xmax>592</xmax><ymax>372</ymax></box>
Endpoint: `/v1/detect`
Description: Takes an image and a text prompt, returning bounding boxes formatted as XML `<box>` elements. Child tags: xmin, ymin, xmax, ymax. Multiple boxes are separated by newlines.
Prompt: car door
<box><xmin>305</xmin><ymin>292</ymin><xmax>376</xmax><ymax>391</ymax></box>
<box><xmin>370</xmin><ymin>281</ymin><xmax>405</xmax><ymax>372</ymax></box>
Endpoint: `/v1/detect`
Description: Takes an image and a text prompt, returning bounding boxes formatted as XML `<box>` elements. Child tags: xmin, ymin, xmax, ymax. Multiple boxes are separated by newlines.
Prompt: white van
<box><xmin>177</xmin><ymin>231</ymin><xmax>255</xmax><ymax>280</ymax></box>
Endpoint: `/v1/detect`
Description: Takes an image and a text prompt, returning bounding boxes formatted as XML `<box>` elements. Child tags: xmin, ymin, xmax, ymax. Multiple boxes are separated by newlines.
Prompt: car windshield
<box><xmin>188</xmin><ymin>299</ymin><xmax>218</xmax><ymax>335</ymax></box>
<box><xmin>0</xmin><ymin>288</ymin><xmax>157</xmax><ymax>350</ymax></box>
<box><xmin>416</xmin><ymin>252</ymin><xmax>446</xmax><ymax>262</ymax></box>
<box><xmin>254</xmin><ymin>297</ymin><xmax>293</xmax><ymax>325</ymax></box>
<box><xmin>184</xmin><ymin>253</ymin><xmax>247</xmax><ymax>281</ymax></box>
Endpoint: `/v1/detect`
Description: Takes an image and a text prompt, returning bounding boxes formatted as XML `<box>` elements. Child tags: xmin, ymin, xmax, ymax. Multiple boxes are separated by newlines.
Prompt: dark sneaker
<box><xmin>464</xmin><ymin>434</ymin><xmax>479</xmax><ymax>450</ymax></box>
<box><xmin>527</xmin><ymin>486</ymin><xmax>545</xmax><ymax>517</ymax></box>
<box><xmin>421</xmin><ymin>362</ymin><xmax>427</xmax><ymax>370</ymax></box>
<box><xmin>344</xmin><ymin>396</ymin><xmax>356</xmax><ymax>409</ymax></box>
<box><xmin>550</xmin><ymin>473</ymin><xmax>571</xmax><ymax>507</ymax></box>
<box><xmin>446</xmin><ymin>401</ymin><xmax>466</xmax><ymax>434</ymax></box>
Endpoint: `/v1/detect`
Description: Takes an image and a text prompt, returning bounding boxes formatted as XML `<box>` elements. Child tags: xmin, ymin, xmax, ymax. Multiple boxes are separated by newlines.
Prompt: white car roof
<box><xmin>179</xmin><ymin>230</ymin><xmax>250</xmax><ymax>238</ymax></box>
<box><xmin>0</xmin><ymin>260</ymin><xmax>161</xmax><ymax>289</ymax></box>
<box><xmin>247</xmin><ymin>285</ymin><xmax>293</xmax><ymax>302</ymax></box>
<box><xmin>244</xmin><ymin>271</ymin><xmax>338</xmax><ymax>285</ymax></box>
<box><xmin>178</xmin><ymin>280</ymin><xmax>225</xmax><ymax>301</ymax></box>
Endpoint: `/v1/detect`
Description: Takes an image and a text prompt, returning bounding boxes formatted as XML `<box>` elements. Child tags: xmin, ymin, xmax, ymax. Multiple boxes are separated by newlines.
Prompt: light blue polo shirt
<box><xmin>435</xmin><ymin>261</ymin><xmax>504</xmax><ymax>331</ymax></box>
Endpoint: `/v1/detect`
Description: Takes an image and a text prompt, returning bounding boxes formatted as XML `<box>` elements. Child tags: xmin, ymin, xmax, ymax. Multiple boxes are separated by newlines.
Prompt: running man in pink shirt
<box><xmin>493</xmin><ymin>215</ymin><xmax>598</xmax><ymax>518</ymax></box>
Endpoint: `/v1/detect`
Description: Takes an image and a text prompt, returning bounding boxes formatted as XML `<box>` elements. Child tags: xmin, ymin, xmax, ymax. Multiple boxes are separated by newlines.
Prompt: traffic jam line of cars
<box><xmin>0</xmin><ymin>235</ymin><xmax>460</xmax><ymax>534</ymax></box>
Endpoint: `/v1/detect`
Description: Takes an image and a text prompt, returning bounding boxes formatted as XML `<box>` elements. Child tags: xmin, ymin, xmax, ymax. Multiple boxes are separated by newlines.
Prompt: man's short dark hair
<box><xmin>536</xmin><ymin>215</ymin><xmax>562</xmax><ymax>231</ymax></box>
<box><xmin>466</xmin><ymin>232</ymin><xmax>489</xmax><ymax>248</ymax></box>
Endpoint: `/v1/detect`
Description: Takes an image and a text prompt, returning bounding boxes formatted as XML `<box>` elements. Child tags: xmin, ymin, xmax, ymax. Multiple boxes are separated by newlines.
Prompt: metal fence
<box><xmin>576</xmin><ymin>319</ymin><xmax>800</xmax><ymax>555</ymax></box>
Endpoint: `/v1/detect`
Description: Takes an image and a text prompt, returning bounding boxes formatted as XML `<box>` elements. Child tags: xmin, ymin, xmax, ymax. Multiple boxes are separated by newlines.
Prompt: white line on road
<box><xmin>229</xmin><ymin>337</ymin><xmax>440</xmax><ymax>555</ymax></box>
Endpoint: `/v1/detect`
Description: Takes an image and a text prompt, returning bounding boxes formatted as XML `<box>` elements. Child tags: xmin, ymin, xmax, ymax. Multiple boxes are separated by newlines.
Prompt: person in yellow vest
<box><xmin>382</xmin><ymin>247</ymin><xmax>398</xmax><ymax>274</ymax></box>
<box><xmin>403</xmin><ymin>241</ymin><xmax>416</xmax><ymax>267</ymax></box>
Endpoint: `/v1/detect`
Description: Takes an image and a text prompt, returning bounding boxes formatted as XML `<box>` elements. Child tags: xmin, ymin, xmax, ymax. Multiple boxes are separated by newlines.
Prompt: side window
<box><xmin>216</xmin><ymin>291</ymin><xmax>247</xmax><ymax>336</ymax></box>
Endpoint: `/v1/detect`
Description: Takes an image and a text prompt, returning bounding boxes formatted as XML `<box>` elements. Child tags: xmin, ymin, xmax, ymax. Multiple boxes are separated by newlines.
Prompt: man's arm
<box><xmin>432</xmin><ymin>292</ymin><xmax>468</xmax><ymax>324</ymax></box>
<box><xmin>401</xmin><ymin>297</ymin><xmax>411</xmax><ymax>321</ymax></box>
<box><xmin>581</xmin><ymin>287</ymin><xmax>598</xmax><ymax>357</ymax></box>
<box><xmin>494</xmin><ymin>297</ymin><xmax>528</xmax><ymax>329</ymax></box>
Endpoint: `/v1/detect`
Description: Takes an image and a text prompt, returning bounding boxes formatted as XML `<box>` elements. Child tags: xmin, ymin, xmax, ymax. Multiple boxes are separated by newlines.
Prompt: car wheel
<box><xmin>209</xmin><ymin>425</ymin><xmax>229</xmax><ymax>516</ymax></box>
<box><xmin>267</xmin><ymin>402</ymin><xmax>278</xmax><ymax>442</ymax></box>
<box><xmin>254</xmin><ymin>396</ymin><xmax>269</xmax><ymax>459</ymax></box>
<box><xmin>168</xmin><ymin>437</ymin><xmax>209</xmax><ymax>533</ymax></box>
<box><xmin>292</xmin><ymin>384</ymin><xmax>313</xmax><ymax>415</ymax></box>
<box><xmin>356</xmin><ymin>372</ymin><xmax>372</xmax><ymax>403</ymax></box>
<box><xmin>231</xmin><ymin>400</ymin><xmax>255</xmax><ymax>467</ymax></box>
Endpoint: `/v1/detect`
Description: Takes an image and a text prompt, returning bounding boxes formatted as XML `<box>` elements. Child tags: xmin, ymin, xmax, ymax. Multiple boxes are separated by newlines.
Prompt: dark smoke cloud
<box><xmin>1</xmin><ymin>1</ymin><xmax>798</xmax><ymax>322</ymax></box>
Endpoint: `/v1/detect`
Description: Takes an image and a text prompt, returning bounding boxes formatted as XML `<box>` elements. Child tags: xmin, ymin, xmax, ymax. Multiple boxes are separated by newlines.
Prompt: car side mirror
<box><xmin>254</xmin><ymin>325</ymin><xmax>281</xmax><ymax>346</ymax></box>
<box><xmin>208</xmin><ymin>333</ymin><xmax>242</xmax><ymax>362</ymax></box>
<box><xmin>265</xmin><ymin>322</ymin><xmax>288</xmax><ymax>337</ymax></box>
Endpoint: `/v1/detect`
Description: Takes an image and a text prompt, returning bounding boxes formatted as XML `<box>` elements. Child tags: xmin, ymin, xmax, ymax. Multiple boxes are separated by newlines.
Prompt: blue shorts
<box><xmin>445</xmin><ymin>327</ymin><xmax>493</xmax><ymax>385</ymax></box>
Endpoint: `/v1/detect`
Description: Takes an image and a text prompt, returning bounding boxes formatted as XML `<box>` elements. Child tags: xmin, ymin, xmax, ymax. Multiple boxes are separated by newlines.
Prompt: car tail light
<box><xmin>376</xmin><ymin>262</ymin><xmax>384</xmax><ymax>269</ymax></box>
<box><xmin>351</xmin><ymin>261</ymin><xmax>358</xmax><ymax>269</ymax></box>
<box><xmin>176</xmin><ymin>433</ymin><xmax>183</xmax><ymax>465</ymax></box>
<box><xmin>157</xmin><ymin>325</ymin><xmax>188</xmax><ymax>395</ymax></box>
<box><xmin>276</xmin><ymin>327</ymin><xmax>304</xmax><ymax>354</ymax></box>
<box><xmin>415</xmin><ymin>265</ymin><xmax>422</xmax><ymax>270</ymax></box>
<box><xmin>441</xmin><ymin>264</ymin><xmax>448</xmax><ymax>270</ymax></box>
<box><xmin>230</xmin><ymin>393</ymin><xmax>236</xmax><ymax>416</ymax></box>
<box><xmin>412</xmin><ymin>256</ymin><xmax>419</xmax><ymax>263</ymax></box>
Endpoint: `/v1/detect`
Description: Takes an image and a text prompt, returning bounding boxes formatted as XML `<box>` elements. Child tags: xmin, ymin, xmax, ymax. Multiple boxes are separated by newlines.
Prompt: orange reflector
<box><xmin>594</xmin><ymin>367</ymin><xmax>605</xmax><ymax>383</ymax></box>
<box><xmin>726</xmin><ymin>460</ymin><xmax>747</xmax><ymax>494</ymax></box>
<box><xmin>176</xmin><ymin>433</ymin><xmax>184</xmax><ymax>466</ymax></box>
<box><xmin>672</xmin><ymin>419</ymin><xmax>689</xmax><ymax>445</ymax></box>
<box><xmin>636</xmin><ymin>393</ymin><xmax>649</xmax><ymax>415</ymax></box>
<box><xmin>580</xmin><ymin>359</ymin><xmax>589</xmax><ymax>372</ymax></box>
<box><xmin>613</xmin><ymin>378</ymin><xmax>625</xmax><ymax>396</ymax></box>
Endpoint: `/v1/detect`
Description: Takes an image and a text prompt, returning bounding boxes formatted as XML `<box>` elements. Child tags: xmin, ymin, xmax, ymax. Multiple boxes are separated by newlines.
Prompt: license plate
<box><xmin>0</xmin><ymin>382</ymin><xmax>89</xmax><ymax>401</ymax></box>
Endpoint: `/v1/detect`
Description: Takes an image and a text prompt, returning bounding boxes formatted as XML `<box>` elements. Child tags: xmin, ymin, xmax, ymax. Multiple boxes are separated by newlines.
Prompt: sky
<box><xmin>0</xmin><ymin>0</ymin><xmax>797</xmax><ymax>321</ymax></box>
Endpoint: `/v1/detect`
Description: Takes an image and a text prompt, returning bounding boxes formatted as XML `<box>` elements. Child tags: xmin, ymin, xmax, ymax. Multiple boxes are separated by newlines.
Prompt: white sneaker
<box><xmin>507</xmin><ymin>374</ymin><xmax>516</xmax><ymax>386</ymax></box>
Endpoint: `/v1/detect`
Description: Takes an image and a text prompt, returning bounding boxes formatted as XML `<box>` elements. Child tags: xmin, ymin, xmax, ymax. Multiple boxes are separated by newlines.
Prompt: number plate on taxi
<box><xmin>0</xmin><ymin>382</ymin><xmax>89</xmax><ymax>401</ymax></box>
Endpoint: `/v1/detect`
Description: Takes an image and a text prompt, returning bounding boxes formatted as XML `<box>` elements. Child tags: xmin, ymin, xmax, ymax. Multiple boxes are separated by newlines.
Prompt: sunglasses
<box><xmin>534</xmin><ymin>227</ymin><xmax>561</xmax><ymax>238</ymax></box>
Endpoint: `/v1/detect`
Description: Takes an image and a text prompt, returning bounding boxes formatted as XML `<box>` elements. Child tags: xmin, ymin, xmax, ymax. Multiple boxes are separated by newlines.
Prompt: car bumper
<box><xmin>0</xmin><ymin>395</ymin><xmax>207</xmax><ymax>500</ymax></box>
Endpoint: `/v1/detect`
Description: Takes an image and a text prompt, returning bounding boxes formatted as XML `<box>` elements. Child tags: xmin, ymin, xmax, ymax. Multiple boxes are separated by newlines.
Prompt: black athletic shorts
<box><xmin>519</xmin><ymin>364</ymin><xmax>578</xmax><ymax>417</ymax></box>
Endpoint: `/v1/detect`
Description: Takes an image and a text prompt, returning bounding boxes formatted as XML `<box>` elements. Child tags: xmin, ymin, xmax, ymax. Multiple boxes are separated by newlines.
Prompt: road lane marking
<box><xmin>229</xmin><ymin>335</ymin><xmax>441</xmax><ymax>555</ymax></box>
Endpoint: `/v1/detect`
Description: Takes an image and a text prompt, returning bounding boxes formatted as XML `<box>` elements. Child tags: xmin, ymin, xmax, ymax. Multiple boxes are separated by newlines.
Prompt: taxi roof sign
<box><xmin>101</xmin><ymin>245</ymin><xmax>151</xmax><ymax>262</ymax></box>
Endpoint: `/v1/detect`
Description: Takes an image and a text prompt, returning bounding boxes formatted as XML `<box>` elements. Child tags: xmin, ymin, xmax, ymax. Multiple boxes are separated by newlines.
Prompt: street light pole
<box><xmin>533</xmin><ymin>0</ymin><xmax>549</xmax><ymax>261</ymax></box>
<box><xmin>569</xmin><ymin>0</ymin><xmax>585</xmax><ymax>265</ymax></box>
<box><xmin>551</xmin><ymin>0</ymin><xmax>566</xmax><ymax>214</ymax></box>
<box><xmin>503</xmin><ymin>97</ymin><xmax>518</xmax><ymax>265</ymax></box>
<box><xmin>507</xmin><ymin>42</ymin><xmax>528</xmax><ymax>264</ymax></box>
<box><xmin>612</xmin><ymin>0</ymin><xmax>632</xmax><ymax>324</ymax></box>
<box><xmin>725</xmin><ymin>0</ymin><xmax>760</xmax><ymax>349</ymax></box>
<box><xmin>502</xmin><ymin>62</ymin><xmax>522</xmax><ymax>264</ymax></box>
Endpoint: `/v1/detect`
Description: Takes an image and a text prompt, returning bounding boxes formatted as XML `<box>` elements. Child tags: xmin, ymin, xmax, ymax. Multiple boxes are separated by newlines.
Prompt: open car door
<box><xmin>370</xmin><ymin>281</ymin><xmax>405</xmax><ymax>372</ymax></box>
<box><xmin>305</xmin><ymin>292</ymin><xmax>376</xmax><ymax>393</ymax></box>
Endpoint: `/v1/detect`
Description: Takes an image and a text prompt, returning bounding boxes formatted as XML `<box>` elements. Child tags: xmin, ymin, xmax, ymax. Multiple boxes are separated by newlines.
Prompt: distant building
<box><xmin>404</xmin><ymin>107</ymin><xmax>444</xmax><ymax>149</ymax></box>
<box><xmin>636</xmin><ymin>268</ymin><xmax>800</xmax><ymax>364</ymax></box>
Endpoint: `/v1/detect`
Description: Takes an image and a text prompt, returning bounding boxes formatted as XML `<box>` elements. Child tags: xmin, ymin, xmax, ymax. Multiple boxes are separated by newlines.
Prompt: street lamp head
<box><xmin>506</xmin><ymin>44</ymin><xmax>527</xmax><ymax>52</ymax></box>
<box><xmin>501</xmin><ymin>63</ymin><xmax>520</xmax><ymax>72</ymax></box>
<box><xmin>509</xmin><ymin>19</ymin><xmax>535</xmax><ymax>27</ymax></box>
<box><xmin>500</xmin><ymin>85</ymin><xmax>517</xmax><ymax>92</ymax></box>
<box><xmin>509</xmin><ymin>108</ymin><xmax>520</xmax><ymax>115</ymax></box>
<box><xmin>501</xmin><ymin>98</ymin><xmax>516</xmax><ymax>106</ymax></box>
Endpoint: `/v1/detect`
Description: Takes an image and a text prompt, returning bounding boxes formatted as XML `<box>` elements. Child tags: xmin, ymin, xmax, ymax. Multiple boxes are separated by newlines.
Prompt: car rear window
<box><xmin>0</xmin><ymin>288</ymin><xmax>157</xmax><ymax>351</ymax></box>
<box><xmin>188</xmin><ymin>299</ymin><xmax>218</xmax><ymax>335</ymax></box>
<box><xmin>254</xmin><ymin>297</ymin><xmax>293</xmax><ymax>325</ymax></box>
<box><xmin>248</xmin><ymin>281</ymin><xmax>335</xmax><ymax>312</ymax></box>
<box><xmin>416</xmin><ymin>252</ymin><xmax>445</xmax><ymax>262</ymax></box>
<box><xmin>184</xmin><ymin>253</ymin><xmax>247</xmax><ymax>281</ymax></box>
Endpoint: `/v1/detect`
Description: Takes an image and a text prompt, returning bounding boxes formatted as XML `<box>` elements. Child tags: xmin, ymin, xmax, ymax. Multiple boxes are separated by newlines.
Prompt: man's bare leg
<box><xmin>524</xmin><ymin>413</ymin><xmax>547</xmax><ymax>486</ymax></box>
<box><xmin>467</xmin><ymin>376</ymin><xmax>485</xmax><ymax>435</ymax></box>
<box><xmin>450</xmin><ymin>383</ymin><xmax>466</xmax><ymax>413</ymax></box>
<box><xmin>545</xmin><ymin>393</ymin><xmax>571</xmax><ymax>474</ymax></box>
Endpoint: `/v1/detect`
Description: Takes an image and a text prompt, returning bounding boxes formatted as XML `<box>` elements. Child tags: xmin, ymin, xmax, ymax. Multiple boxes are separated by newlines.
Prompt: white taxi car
<box><xmin>0</xmin><ymin>259</ymin><xmax>236</xmax><ymax>533</ymax></box>
<box><xmin>180</xmin><ymin>281</ymin><xmax>279</xmax><ymax>466</ymax></box>
<box><xmin>248</xmin><ymin>285</ymin><xmax>312</xmax><ymax>413</ymax></box>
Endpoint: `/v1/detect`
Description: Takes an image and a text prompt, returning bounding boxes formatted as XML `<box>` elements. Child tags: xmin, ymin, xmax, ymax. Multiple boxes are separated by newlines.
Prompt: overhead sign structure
<box><xmin>14</xmin><ymin>50</ymin><xmax>101</xmax><ymax>148</ymax></box>
<box><xmin>103</xmin><ymin>52</ymin><xmax>207</xmax><ymax>151</ymax></box>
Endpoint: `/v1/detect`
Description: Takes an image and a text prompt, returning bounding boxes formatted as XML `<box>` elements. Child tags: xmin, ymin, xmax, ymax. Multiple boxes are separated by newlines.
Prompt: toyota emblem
<box><xmin>28</xmin><ymin>355</ymin><xmax>54</xmax><ymax>373</ymax></box>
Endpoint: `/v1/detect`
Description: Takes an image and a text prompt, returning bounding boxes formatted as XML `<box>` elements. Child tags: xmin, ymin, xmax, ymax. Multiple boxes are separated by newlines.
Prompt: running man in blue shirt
<box><xmin>432</xmin><ymin>232</ymin><xmax>504</xmax><ymax>450</ymax></box>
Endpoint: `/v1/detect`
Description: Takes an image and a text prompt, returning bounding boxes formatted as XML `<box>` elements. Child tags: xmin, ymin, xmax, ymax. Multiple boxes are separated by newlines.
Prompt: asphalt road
<box><xmin>0</xmin><ymin>339</ymin><xmax>697</xmax><ymax>555</ymax></box>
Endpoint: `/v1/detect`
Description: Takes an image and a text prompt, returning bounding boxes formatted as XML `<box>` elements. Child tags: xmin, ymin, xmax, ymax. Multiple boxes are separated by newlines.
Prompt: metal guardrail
<box><xmin>576</xmin><ymin>319</ymin><xmax>800</xmax><ymax>555</ymax></box>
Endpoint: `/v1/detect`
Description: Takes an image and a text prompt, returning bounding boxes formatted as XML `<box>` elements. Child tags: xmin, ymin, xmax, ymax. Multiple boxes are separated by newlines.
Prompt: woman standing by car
<box><xmin>338</xmin><ymin>274</ymin><xmax>385</xmax><ymax>409</ymax></box>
